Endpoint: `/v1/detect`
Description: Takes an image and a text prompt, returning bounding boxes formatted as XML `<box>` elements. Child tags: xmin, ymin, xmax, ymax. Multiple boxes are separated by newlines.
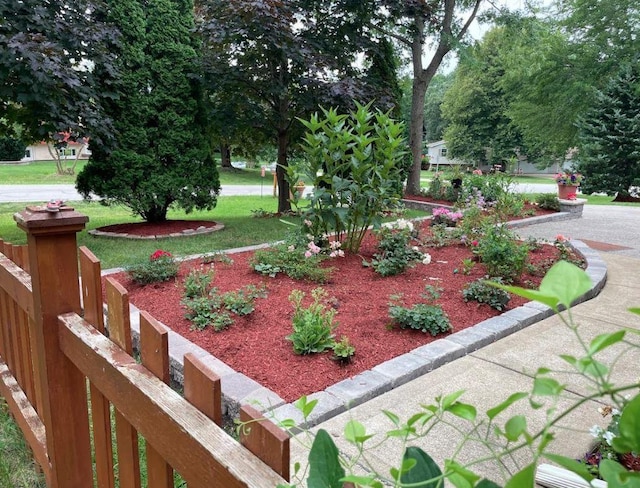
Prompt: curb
<box><xmin>103</xmin><ymin>213</ymin><xmax>607</xmax><ymax>430</ymax></box>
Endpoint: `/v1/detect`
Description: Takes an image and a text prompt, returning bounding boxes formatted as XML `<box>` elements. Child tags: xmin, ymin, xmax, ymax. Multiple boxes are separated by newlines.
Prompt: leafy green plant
<box><xmin>222</xmin><ymin>284</ymin><xmax>267</xmax><ymax>316</ymax></box>
<box><xmin>126</xmin><ymin>249</ymin><xmax>179</xmax><ymax>285</ymax></box>
<box><xmin>274</xmin><ymin>262</ymin><xmax>640</xmax><ymax>488</ymax></box>
<box><xmin>476</xmin><ymin>225</ymin><xmax>529</xmax><ymax>282</ymax></box>
<box><xmin>251</xmin><ymin>242</ymin><xmax>332</xmax><ymax>283</ymax></box>
<box><xmin>462</xmin><ymin>277</ymin><xmax>511</xmax><ymax>311</ymax></box>
<box><xmin>286</xmin><ymin>288</ymin><xmax>337</xmax><ymax>355</ymax></box>
<box><xmin>293</xmin><ymin>101</ymin><xmax>408</xmax><ymax>253</ymax></box>
<box><xmin>388</xmin><ymin>289</ymin><xmax>451</xmax><ymax>336</ymax></box>
<box><xmin>535</xmin><ymin>193</ymin><xmax>561</xmax><ymax>211</ymax></box>
<box><xmin>183</xmin><ymin>265</ymin><xmax>215</xmax><ymax>299</ymax></box>
<box><xmin>332</xmin><ymin>336</ymin><xmax>355</xmax><ymax>365</ymax></box>
<box><xmin>365</xmin><ymin>220</ymin><xmax>428</xmax><ymax>276</ymax></box>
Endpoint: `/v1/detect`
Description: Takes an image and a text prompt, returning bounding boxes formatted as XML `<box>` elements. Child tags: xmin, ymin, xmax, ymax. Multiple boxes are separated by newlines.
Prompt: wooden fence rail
<box><xmin>0</xmin><ymin>205</ymin><xmax>290</xmax><ymax>487</ymax></box>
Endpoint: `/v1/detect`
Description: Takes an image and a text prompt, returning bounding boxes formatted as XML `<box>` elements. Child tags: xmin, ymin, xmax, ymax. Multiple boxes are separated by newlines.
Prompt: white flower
<box><xmin>422</xmin><ymin>253</ymin><xmax>432</xmax><ymax>265</ymax></box>
<box><xmin>288</xmin><ymin>245</ymin><xmax>295</xmax><ymax>252</ymax></box>
<box><xmin>412</xmin><ymin>246</ymin><xmax>420</xmax><ymax>252</ymax></box>
<box><xmin>603</xmin><ymin>431</ymin><xmax>616</xmax><ymax>445</ymax></box>
<box><xmin>589</xmin><ymin>425</ymin><xmax>603</xmax><ymax>438</ymax></box>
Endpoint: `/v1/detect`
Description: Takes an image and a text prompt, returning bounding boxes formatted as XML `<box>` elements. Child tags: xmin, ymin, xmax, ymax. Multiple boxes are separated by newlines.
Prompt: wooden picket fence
<box><xmin>0</xmin><ymin>206</ymin><xmax>290</xmax><ymax>487</ymax></box>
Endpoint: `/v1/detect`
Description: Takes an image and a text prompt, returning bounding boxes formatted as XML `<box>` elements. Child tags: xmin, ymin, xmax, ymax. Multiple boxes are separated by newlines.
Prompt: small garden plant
<box><xmin>181</xmin><ymin>266</ymin><xmax>267</xmax><ymax>331</ymax></box>
<box><xmin>365</xmin><ymin>219</ymin><xmax>430</xmax><ymax>277</ymax></box>
<box><xmin>286</xmin><ymin>288</ymin><xmax>337</xmax><ymax>355</ymax></box>
<box><xmin>388</xmin><ymin>285</ymin><xmax>451</xmax><ymax>336</ymax></box>
<box><xmin>126</xmin><ymin>249</ymin><xmax>179</xmax><ymax>285</ymax></box>
<box><xmin>332</xmin><ymin>336</ymin><xmax>356</xmax><ymax>365</ymax></box>
<box><xmin>462</xmin><ymin>277</ymin><xmax>511</xmax><ymax>311</ymax></box>
<box><xmin>476</xmin><ymin>224</ymin><xmax>529</xmax><ymax>282</ymax></box>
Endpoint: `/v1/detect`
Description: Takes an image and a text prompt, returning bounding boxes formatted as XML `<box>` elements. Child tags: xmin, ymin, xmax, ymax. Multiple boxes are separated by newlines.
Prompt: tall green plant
<box><xmin>293</xmin><ymin>101</ymin><xmax>408</xmax><ymax>253</ymax></box>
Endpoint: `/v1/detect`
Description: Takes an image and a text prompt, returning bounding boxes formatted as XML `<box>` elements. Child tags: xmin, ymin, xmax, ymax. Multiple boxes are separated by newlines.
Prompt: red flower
<box><xmin>471</xmin><ymin>240</ymin><xmax>479</xmax><ymax>247</ymax></box>
<box><xmin>150</xmin><ymin>249</ymin><xmax>172</xmax><ymax>261</ymax></box>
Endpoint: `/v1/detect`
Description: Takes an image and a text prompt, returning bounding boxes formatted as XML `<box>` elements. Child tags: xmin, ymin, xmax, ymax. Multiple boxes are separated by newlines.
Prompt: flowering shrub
<box><xmin>555</xmin><ymin>172</ymin><xmax>584</xmax><ymax>185</ymax></box>
<box><xmin>366</xmin><ymin>220</ymin><xmax>431</xmax><ymax>276</ymax></box>
<box><xmin>126</xmin><ymin>249</ymin><xmax>179</xmax><ymax>285</ymax></box>
<box><xmin>431</xmin><ymin>207</ymin><xmax>463</xmax><ymax>227</ymax></box>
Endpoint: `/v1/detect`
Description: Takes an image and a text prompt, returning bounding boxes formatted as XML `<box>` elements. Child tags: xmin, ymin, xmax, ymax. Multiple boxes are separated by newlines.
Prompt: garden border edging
<box><xmin>101</xmin><ymin>214</ymin><xmax>606</xmax><ymax>430</ymax></box>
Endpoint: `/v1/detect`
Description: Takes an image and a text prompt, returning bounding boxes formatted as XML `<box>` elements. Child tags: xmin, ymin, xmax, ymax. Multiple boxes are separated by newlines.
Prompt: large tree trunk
<box><xmin>220</xmin><ymin>143</ymin><xmax>232</xmax><ymax>168</ymax></box>
<box><xmin>276</xmin><ymin>128</ymin><xmax>291</xmax><ymax>213</ymax></box>
<box><xmin>405</xmin><ymin>0</ymin><xmax>483</xmax><ymax>195</ymax></box>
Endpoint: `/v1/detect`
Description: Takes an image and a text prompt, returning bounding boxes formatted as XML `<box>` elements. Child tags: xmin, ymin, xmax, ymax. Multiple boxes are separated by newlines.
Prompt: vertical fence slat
<box><xmin>79</xmin><ymin>247</ymin><xmax>115</xmax><ymax>488</ymax></box>
<box><xmin>183</xmin><ymin>353</ymin><xmax>222</xmax><ymax>427</ymax></box>
<box><xmin>106</xmin><ymin>277</ymin><xmax>141</xmax><ymax>488</ymax></box>
<box><xmin>7</xmin><ymin>293</ymin><xmax>24</xmax><ymax>387</ymax></box>
<box><xmin>239</xmin><ymin>404</ymin><xmax>290</xmax><ymax>481</ymax></box>
<box><xmin>16</xmin><ymin>308</ymin><xmax>35</xmax><ymax>407</ymax></box>
<box><xmin>0</xmin><ymin>290</ymin><xmax>10</xmax><ymax>363</ymax></box>
<box><xmin>139</xmin><ymin>311</ymin><xmax>173</xmax><ymax>488</ymax></box>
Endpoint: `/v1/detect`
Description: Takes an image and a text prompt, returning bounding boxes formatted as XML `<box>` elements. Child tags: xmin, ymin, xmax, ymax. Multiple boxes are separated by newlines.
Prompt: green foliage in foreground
<box><xmin>275</xmin><ymin>262</ymin><xmax>640</xmax><ymax>487</ymax></box>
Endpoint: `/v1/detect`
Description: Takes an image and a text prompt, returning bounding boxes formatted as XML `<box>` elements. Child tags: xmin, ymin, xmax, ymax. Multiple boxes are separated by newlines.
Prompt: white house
<box><xmin>425</xmin><ymin>140</ymin><xmax>461</xmax><ymax>170</ymax></box>
<box><xmin>22</xmin><ymin>138</ymin><xmax>91</xmax><ymax>162</ymax></box>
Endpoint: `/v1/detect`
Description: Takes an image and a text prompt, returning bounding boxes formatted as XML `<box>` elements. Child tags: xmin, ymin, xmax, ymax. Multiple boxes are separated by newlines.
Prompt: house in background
<box><xmin>425</xmin><ymin>140</ymin><xmax>460</xmax><ymax>171</ymax></box>
<box><xmin>21</xmin><ymin>139</ymin><xmax>91</xmax><ymax>162</ymax></box>
<box><xmin>424</xmin><ymin>140</ymin><xmax>570</xmax><ymax>175</ymax></box>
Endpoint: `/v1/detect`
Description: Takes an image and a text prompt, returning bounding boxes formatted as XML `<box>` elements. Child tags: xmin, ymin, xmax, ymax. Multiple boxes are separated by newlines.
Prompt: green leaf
<box><xmin>294</xmin><ymin>396</ymin><xmax>318</xmax><ymax>420</ymax></box>
<box><xmin>612</xmin><ymin>393</ymin><xmax>640</xmax><ymax>453</ymax></box>
<box><xmin>441</xmin><ymin>390</ymin><xmax>466</xmax><ymax>409</ymax></box>
<box><xmin>400</xmin><ymin>447</ymin><xmax>443</xmax><ymax>487</ymax></box>
<box><xmin>629</xmin><ymin>308</ymin><xmax>640</xmax><ymax>316</ymax></box>
<box><xmin>344</xmin><ymin>420</ymin><xmax>373</xmax><ymax>445</ymax></box>
<box><xmin>533</xmin><ymin>377</ymin><xmax>564</xmax><ymax>396</ymax></box>
<box><xmin>538</xmin><ymin>261</ymin><xmax>592</xmax><ymax>309</ymax></box>
<box><xmin>445</xmin><ymin>459</ymin><xmax>479</xmax><ymax>488</ymax></box>
<box><xmin>341</xmin><ymin>475</ymin><xmax>383</xmax><ymax>488</ymax></box>
<box><xmin>599</xmin><ymin>459</ymin><xmax>640</xmax><ymax>487</ymax></box>
<box><xmin>576</xmin><ymin>357</ymin><xmax>609</xmax><ymax>378</ymax></box>
<box><xmin>545</xmin><ymin>453</ymin><xmax>594</xmax><ymax>481</ymax></box>
<box><xmin>382</xmin><ymin>410</ymin><xmax>400</xmax><ymax>426</ymax></box>
<box><xmin>489</xmin><ymin>261</ymin><xmax>592</xmax><ymax>310</ymax></box>
<box><xmin>476</xmin><ymin>479</ymin><xmax>502</xmax><ymax>488</ymax></box>
<box><xmin>308</xmin><ymin>429</ymin><xmax>345</xmax><ymax>488</ymax></box>
<box><xmin>504</xmin><ymin>415</ymin><xmax>527</xmax><ymax>442</ymax></box>
<box><xmin>589</xmin><ymin>330</ymin><xmax>626</xmax><ymax>355</ymax></box>
<box><xmin>560</xmin><ymin>354</ymin><xmax>577</xmax><ymax>367</ymax></box>
<box><xmin>487</xmin><ymin>392</ymin><xmax>528</xmax><ymax>420</ymax></box>
<box><xmin>447</xmin><ymin>402</ymin><xmax>477</xmax><ymax>421</ymax></box>
<box><xmin>504</xmin><ymin>464</ymin><xmax>535</xmax><ymax>488</ymax></box>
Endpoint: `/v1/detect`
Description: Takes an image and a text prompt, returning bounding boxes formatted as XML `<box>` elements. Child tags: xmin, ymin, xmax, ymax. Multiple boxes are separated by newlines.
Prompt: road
<box><xmin>0</xmin><ymin>182</ymin><xmax>557</xmax><ymax>203</ymax></box>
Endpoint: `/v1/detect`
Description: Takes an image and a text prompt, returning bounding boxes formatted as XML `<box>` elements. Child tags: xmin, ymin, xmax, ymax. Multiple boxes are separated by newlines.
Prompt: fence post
<box><xmin>14</xmin><ymin>205</ymin><xmax>93</xmax><ymax>488</ymax></box>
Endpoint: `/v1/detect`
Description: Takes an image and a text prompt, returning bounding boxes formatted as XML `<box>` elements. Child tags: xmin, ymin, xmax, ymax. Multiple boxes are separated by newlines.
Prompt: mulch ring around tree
<box><xmin>89</xmin><ymin>220</ymin><xmax>224</xmax><ymax>239</ymax></box>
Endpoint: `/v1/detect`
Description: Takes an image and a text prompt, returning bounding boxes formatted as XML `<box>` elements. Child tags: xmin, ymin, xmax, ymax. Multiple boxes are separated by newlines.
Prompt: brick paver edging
<box><xmin>103</xmin><ymin>215</ymin><xmax>605</xmax><ymax>430</ymax></box>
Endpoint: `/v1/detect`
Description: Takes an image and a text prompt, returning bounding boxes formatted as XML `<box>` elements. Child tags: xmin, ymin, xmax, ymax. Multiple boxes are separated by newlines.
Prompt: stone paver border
<box><xmin>89</xmin><ymin>222</ymin><xmax>225</xmax><ymax>239</ymax></box>
<box><xmin>103</xmin><ymin>211</ymin><xmax>605</xmax><ymax>429</ymax></box>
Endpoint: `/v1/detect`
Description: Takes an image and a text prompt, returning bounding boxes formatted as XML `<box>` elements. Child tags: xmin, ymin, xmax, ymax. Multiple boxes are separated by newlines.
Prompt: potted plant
<box><xmin>555</xmin><ymin>172</ymin><xmax>584</xmax><ymax>199</ymax></box>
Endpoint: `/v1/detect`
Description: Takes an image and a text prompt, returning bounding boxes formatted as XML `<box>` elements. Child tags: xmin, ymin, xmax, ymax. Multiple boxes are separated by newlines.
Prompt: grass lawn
<box><xmin>0</xmin><ymin>160</ymin><xmax>275</xmax><ymax>186</ymax></box>
<box><xmin>0</xmin><ymin>197</ymin><xmax>425</xmax><ymax>269</ymax></box>
<box><xmin>523</xmin><ymin>192</ymin><xmax>640</xmax><ymax>207</ymax></box>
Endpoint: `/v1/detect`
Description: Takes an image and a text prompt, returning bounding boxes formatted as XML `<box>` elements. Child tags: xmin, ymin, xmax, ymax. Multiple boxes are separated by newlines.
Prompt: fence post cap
<box><xmin>14</xmin><ymin>204</ymin><xmax>88</xmax><ymax>235</ymax></box>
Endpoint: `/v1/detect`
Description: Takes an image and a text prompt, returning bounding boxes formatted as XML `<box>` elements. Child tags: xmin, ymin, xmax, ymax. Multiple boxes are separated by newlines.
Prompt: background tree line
<box><xmin>1</xmin><ymin>0</ymin><xmax>638</xmax><ymax>221</ymax></box>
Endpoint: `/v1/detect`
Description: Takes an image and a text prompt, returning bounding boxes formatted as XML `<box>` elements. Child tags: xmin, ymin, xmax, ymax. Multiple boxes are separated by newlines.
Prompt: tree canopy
<box><xmin>0</xmin><ymin>0</ymin><xmax>114</xmax><ymax>144</ymax></box>
<box><xmin>76</xmin><ymin>0</ymin><xmax>220</xmax><ymax>222</ymax></box>
<box><xmin>197</xmin><ymin>0</ymin><xmax>400</xmax><ymax>212</ymax></box>
<box><xmin>577</xmin><ymin>64</ymin><xmax>640</xmax><ymax>197</ymax></box>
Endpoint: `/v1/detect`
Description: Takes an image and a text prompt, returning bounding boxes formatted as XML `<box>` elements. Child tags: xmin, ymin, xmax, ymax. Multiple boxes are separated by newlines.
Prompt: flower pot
<box><xmin>557</xmin><ymin>183</ymin><xmax>579</xmax><ymax>200</ymax></box>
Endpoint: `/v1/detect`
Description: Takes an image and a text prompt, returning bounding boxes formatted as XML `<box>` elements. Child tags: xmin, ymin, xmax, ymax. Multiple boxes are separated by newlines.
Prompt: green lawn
<box><xmin>0</xmin><ymin>160</ymin><xmax>276</xmax><ymax>186</ymax></box>
<box><xmin>0</xmin><ymin>197</ymin><xmax>425</xmax><ymax>269</ymax></box>
<box><xmin>523</xmin><ymin>192</ymin><xmax>640</xmax><ymax>207</ymax></box>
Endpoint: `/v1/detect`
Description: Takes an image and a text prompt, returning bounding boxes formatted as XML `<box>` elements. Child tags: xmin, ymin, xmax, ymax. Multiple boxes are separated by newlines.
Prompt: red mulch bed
<box><xmin>105</xmin><ymin>218</ymin><xmax>568</xmax><ymax>402</ymax></box>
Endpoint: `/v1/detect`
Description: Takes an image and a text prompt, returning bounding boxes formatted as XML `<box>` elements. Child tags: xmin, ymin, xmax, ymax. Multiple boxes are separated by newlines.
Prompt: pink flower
<box><xmin>304</xmin><ymin>250</ymin><xmax>313</xmax><ymax>258</ymax></box>
<box><xmin>556</xmin><ymin>234</ymin><xmax>568</xmax><ymax>242</ymax></box>
<box><xmin>472</xmin><ymin>240</ymin><xmax>479</xmax><ymax>247</ymax></box>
